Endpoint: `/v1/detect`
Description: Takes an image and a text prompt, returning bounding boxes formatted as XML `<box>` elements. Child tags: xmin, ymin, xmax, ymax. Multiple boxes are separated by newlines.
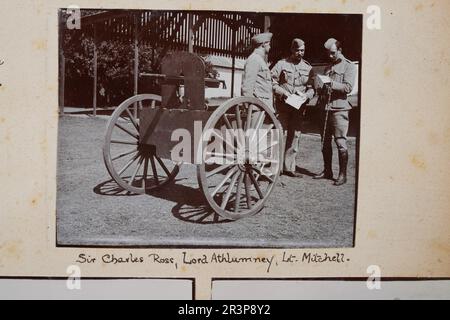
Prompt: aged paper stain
<box><xmin>427</xmin><ymin>131</ymin><xmax>440</xmax><ymax>146</ymax></box>
<box><xmin>384</xmin><ymin>67</ymin><xmax>392</xmax><ymax>78</ymax></box>
<box><xmin>444</xmin><ymin>126</ymin><xmax>450</xmax><ymax>141</ymax></box>
<box><xmin>415</xmin><ymin>4</ymin><xmax>424</xmax><ymax>12</ymax></box>
<box><xmin>431</xmin><ymin>240</ymin><xmax>450</xmax><ymax>255</ymax></box>
<box><xmin>32</xmin><ymin>39</ymin><xmax>47</xmax><ymax>51</ymax></box>
<box><xmin>1</xmin><ymin>242</ymin><xmax>23</xmax><ymax>261</ymax></box>
<box><xmin>30</xmin><ymin>193</ymin><xmax>43</xmax><ymax>207</ymax></box>
<box><xmin>40</xmin><ymin>138</ymin><xmax>48</xmax><ymax>154</ymax></box>
<box><xmin>368</xmin><ymin>230</ymin><xmax>378</xmax><ymax>239</ymax></box>
<box><xmin>280</xmin><ymin>4</ymin><xmax>297</xmax><ymax>12</ymax></box>
<box><xmin>415</xmin><ymin>119</ymin><xmax>424</xmax><ymax>128</ymax></box>
<box><xmin>410</xmin><ymin>154</ymin><xmax>427</xmax><ymax>170</ymax></box>
<box><xmin>415</xmin><ymin>2</ymin><xmax>436</xmax><ymax>12</ymax></box>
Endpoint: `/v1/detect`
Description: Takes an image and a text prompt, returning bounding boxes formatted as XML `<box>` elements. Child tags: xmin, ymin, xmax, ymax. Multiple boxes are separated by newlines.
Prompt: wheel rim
<box><xmin>103</xmin><ymin>94</ymin><xmax>180</xmax><ymax>194</ymax></box>
<box><xmin>197</xmin><ymin>97</ymin><xmax>283</xmax><ymax>220</ymax></box>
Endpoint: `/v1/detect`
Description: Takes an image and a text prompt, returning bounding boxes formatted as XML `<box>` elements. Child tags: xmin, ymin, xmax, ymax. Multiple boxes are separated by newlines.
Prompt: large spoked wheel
<box><xmin>103</xmin><ymin>94</ymin><xmax>180</xmax><ymax>194</ymax></box>
<box><xmin>197</xmin><ymin>97</ymin><xmax>283</xmax><ymax>220</ymax></box>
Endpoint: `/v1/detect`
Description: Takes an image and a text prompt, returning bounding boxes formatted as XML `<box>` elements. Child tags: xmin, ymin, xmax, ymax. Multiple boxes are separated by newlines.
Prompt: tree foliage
<box><xmin>62</xmin><ymin>27</ymin><xmax>219</xmax><ymax>106</ymax></box>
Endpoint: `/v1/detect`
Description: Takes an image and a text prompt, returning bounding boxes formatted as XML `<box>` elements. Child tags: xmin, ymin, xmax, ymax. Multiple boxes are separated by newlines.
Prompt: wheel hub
<box><xmin>137</xmin><ymin>144</ymin><xmax>156</xmax><ymax>157</ymax></box>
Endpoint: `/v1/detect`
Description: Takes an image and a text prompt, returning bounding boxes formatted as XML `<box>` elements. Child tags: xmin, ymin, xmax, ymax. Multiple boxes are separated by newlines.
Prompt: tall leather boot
<box><xmin>334</xmin><ymin>149</ymin><xmax>348</xmax><ymax>186</ymax></box>
<box><xmin>313</xmin><ymin>143</ymin><xmax>333</xmax><ymax>180</ymax></box>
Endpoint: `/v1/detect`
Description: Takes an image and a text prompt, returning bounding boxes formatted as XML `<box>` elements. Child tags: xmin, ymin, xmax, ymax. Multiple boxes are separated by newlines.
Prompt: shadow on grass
<box><xmin>295</xmin><ymin>166</ymin><xmax>318</xmax><ymax>177</ymax></box>
<box><xmin>93</xmin><ymin>178</ymin><xmax>233</xmax><ymax>225</ymax></box>
<box><xmin>93</xmin><ymin>179</ymin><xmax>140</xmax><ymax>197</ymax></box>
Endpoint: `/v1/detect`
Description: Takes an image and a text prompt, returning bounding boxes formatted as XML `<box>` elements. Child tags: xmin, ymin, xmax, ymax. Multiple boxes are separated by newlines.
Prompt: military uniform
<box><xmin>315</xmin><ymin>38</ymin><xmax>356</xmax><ymax>186</ymax></box>
<box><xmin>272</xmin><ymin>57</ymin><xmax>315</xmax><ymax>174</ymax></box>
<box><xmin>319</xmin><ymin>53</ymin><xmax>356</xmax><ymax>149</ymax></box>
<box><xmin>241</xmin><ymin>33</ymin><xmax>274</xmax><ymax>112</ymax></box>
<box><xmin>241</xmin><ymin>51</ymin><xmax>274</xmax><ymax>111</ymax></box>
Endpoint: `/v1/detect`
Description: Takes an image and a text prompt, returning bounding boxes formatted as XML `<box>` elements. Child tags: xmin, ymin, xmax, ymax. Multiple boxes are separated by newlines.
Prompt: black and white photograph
<box><xmin>57</xmin><ymin>9</ymin><xmax>362</xmax><ymax>248</ymax></box>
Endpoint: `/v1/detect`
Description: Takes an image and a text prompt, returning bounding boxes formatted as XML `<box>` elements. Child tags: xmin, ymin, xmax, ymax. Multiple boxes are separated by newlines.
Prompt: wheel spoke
<box><xmin>252</xmin><ymin>160</ymin><xmax>278</xmax><ymax>183</ymax></box>
<box><xmin>234</xmin><ymin>105</ymin><xmax>248</xmax><ymax>149</ymax></box>
<box><xmin>211</xmin><ymin>129</ymin><xmax>236</xmax><ymax>154</ymax></box>
<box><xmin>257</xmin><ymin>125</ymin><xmax>276</xmax><ymax>154</ymax></box>
<box><xmin>222</xmin><ymin>114</ymin><xmax>233</xmax><ymax>130</ymax></box>
<box><xmin>251</xmin><ymin>165</ymin><xmax>275</xmax><ymax>183</ymax></box>
<box><xmin>260</xmin><ymin>158</ymin><xmax>279</xmax><ymax>164</ymax></box>
<box><xmin>257</xmin><ymin>124</ymin><xmax>275</xmax><ymax>145</ymax></box>
<box><xmin>253</xmin><ymin>111</ymin><xmax>266</xmax><ymax>130</ymax></box>
<box><xmin>205</xmin><ymin>157</ymin><xmax>231</xmax><ymax>165</ymax></box>
<box><xmin>142</xmin><ymin>157</ymin><xmax>149</xmax><ymax>189</ymax></box>
<box><xmin>125</xmin><ymin>108</ymin><xmax>139</xmax><ymax>131</ymax></box>
<box><xmin>250</xmin><ymin>111</ymin><xmax>266</xmax><ymax>144</ymax></box>
<box><xmin>111</xmin><ymin>140</ymin><xmax>139</xmax><ymax>146</ymax></box>
<box><xmin>234</xmin><ymin>172</ymin><xmax>244</xmax><ymax>213</ymax></box>
<box><xmin>244</xmin><ymin>104</ymin><xmax>254</xmax><ymax>152</ymax></box>
<box><xmin>129</xmin><ymin>156</ymin><xmax>144</xmax><ymax>186</ymax></box>
<box><xmin>115</xmin><ymin>122</ymin><xmax>139</xmax><ymax>140</ymax></box>
<box><xmin>155</xmin><ymin>155</ymin><xmax>171</xmax><ymax>176</ymax></box>
<box><xmin>252</xmin><ymin>163</ymin><xmax>266</xmax><ymax>182</ymax></box>
<box><xmin>244</xmin><ymin>173</ymin><xmax>253</xmax><ymax>209</ymax></box>
<box><xmin>225</xmin><ymin>114</ymin><xmax>244</xmax><ymax>151</ymax></box>
<box><xmin>211</xmin><ymin>167</ymin><xmax>238</xmax><ymax>198</ymax></box>
<box><xmin>150</xmin><ymin>155</ymin><xmax>159</xmax><ymax>185</ymax></box>
<box><xmin>206</xmin><ymin>164</ymin><xmax>233</xmax><ymax>178</ymax></box>
<box><xmin>220</xmin><ymin>170</ymin><xmax>240</xmax><ymax>210</ymax></box>
<box><xmin>112</xmin><ymin>149</ymin><xmax>138</xmax><ymax>161</ymax></box>
<box><xmin>248</xmin><ymin>169</ymin><xmax>264</xmax><ymax>199</ymax></box>
<box><xmin>118</xmin><ymin>153</ymin><xmax>140</xmax><ymax>176</ymax></box>
<box><xmin>235</xmin><ymin>105</ymin><xmax>243</xmax><ymax>130</ymax></box>
<box><xmin>205</xmin><ymin>152</ymin><xmax>236</xmax><ymax>163</ymax></box>
<box><xmin>259</xmin><ymin>140</ymin><xmax>280</xmax><ymax>154</ymax></box>
<box><xmin>245</xmin><ymin>104</ymin><xmax>254</xmax><ymax>131</ymax></box>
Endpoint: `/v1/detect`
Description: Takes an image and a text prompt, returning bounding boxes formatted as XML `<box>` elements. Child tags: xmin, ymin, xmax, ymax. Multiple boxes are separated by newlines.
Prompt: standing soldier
<box><xmin>271</xmin><ymin>39</ymin><xmax>315</xmax><ymax>177</ymax></box>
<box><xmin>241</xmin><ymin>32</ymin><xmax>274</xmax><ymax>112</ymax></box>
<box><xmin>313</xmin><ymin>38</ymin><xmax>356</xmax><ymax>186</ymax></box>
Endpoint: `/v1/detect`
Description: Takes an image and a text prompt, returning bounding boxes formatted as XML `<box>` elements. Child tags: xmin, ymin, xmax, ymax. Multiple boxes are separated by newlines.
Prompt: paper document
<box><xmin>285</xmin><ymin>94</ymin><xmax>308</xmax><ymax>110</ymax></box>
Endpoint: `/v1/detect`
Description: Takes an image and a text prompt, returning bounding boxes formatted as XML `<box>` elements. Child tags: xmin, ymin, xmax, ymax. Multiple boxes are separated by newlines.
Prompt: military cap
<box><xmin>324</xmin><ymin>38</ymin><xmax>338</xmax><ymax>50</ymax></box>
<box><xmin>251</xmin><ymin>32</ymin><xmax>273</xmax><ymax>46</ymax></box>
<box><xmin>291</xmin><ymin>38</ymin><xmax>305</xmax><ymax>49</ymax></box>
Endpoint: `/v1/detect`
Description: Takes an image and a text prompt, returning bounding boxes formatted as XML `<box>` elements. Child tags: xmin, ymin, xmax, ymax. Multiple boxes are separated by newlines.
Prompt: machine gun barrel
<box><xmin>140</xmin><ymin>73</ymin><xmax>226</xmax><ymax>89</ymax></box>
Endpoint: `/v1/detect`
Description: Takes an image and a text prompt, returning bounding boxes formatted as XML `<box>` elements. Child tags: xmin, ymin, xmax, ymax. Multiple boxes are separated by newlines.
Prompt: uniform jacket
<box><xmin>321</xmin><ymin>54</ymin><xmax>357</xmax><ymax>111</ymax></box>
<box><xmin>271</xmin><ymin>57</ymin><xmax>315</xmax><ymax>102</ymax></box>
<box><xmin>241</xmin><ymin>49</ymin><xmax>274</xmax><ymax>110</ymax></box>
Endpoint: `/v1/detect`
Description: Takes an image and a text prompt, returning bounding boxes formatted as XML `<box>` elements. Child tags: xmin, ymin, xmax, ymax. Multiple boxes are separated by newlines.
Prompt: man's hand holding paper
<box><xmin>285</xmin><ymin>92</ymin><xmax>308</xmax><ymax>110</ymax></box>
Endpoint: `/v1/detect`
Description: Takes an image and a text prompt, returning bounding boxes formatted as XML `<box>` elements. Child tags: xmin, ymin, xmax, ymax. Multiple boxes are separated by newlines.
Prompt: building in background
<box><xmin>205</xmin><ymin>55</ymin><xmax>246</xmax><ymax>99</ymax></box>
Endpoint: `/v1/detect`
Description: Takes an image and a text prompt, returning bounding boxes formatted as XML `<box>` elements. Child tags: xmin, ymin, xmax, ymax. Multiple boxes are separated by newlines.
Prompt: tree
<box><xmin>61</xmin><ymin>10</ymin><xmax>219</xmax><ymax>107</ymax></box>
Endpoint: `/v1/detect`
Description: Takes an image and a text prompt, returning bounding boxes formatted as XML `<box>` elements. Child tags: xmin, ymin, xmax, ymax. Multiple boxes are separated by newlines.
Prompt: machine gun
<box><xmin>140</xmin><ymin>52</ymin><xmax>227</xmax><ymax>110</ymax></box>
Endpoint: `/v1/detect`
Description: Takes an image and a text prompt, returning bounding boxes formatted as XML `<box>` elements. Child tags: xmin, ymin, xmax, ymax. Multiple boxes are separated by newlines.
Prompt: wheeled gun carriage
<box><xmin>103</xmin><ymin>51</ymin><xmax>283</xmax><ymax>220</ymax></box>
